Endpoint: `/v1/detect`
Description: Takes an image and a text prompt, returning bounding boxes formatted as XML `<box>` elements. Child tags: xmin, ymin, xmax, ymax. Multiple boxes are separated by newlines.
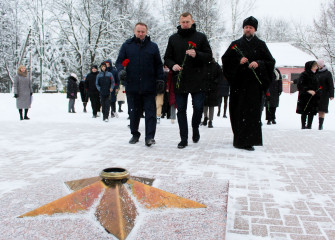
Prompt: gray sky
<box><xmin>249</xmin><ymin>0</ymin><xmax>328</xmax><ymax>24</ymax></box>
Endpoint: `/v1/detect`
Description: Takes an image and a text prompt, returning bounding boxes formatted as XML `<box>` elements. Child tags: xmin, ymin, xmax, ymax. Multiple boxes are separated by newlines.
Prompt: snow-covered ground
<box><xmin>1</xmin><ymin>92</ymin><xmax>335</xmax><ymax>239</ymax></box>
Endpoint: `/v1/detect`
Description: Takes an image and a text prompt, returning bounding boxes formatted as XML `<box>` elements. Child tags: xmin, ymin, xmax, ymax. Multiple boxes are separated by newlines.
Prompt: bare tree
<box><xmin>257</xmin><ymin>17</ymin><xmax>292</xmax><ymax>42</ymax></box>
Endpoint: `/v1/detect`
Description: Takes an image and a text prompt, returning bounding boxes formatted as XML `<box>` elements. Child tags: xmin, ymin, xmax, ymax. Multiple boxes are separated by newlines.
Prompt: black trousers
<box><xmin>127</xmin><ymin>92</ymin><xmax>156</xmax><ymax>140</ymax></box>
<box><xmin>89</xmin><ymin>93</ymin><xmax>100</xmax><ymax>116</ymax></box>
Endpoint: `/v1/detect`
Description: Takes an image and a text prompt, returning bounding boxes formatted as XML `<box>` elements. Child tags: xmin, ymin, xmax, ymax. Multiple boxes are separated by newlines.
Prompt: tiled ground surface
<box><xmin>0</xmin><ymin>117</ymin><xmax>334</xmax><ymax>239</ymax></box>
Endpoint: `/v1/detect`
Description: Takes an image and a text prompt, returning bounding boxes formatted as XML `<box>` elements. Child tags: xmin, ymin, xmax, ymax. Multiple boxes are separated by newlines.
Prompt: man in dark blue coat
<box><xmin>116</xmin><ymin>22</ymin><xmax>164</xmax><ymax>147</ymax></box>
<box><xmin>164</xmin><ymin>12</ymin><xmax>212</xmax><ymax>149</ymax></box>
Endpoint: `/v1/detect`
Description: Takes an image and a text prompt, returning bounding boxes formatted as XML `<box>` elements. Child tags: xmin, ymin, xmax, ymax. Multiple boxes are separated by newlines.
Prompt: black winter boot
<box><xmin>301</xmin><ymin>114</ymin><xmax>307</xmax><ymax>129</ymax></box>
<box><xmin>83</xmin><ymin>103</ymin><xmax>87</xmax><ymax>112</ymax></box>
<box><xmin>306</xmin><ymin>114</ymin><xmax>314</xmax><ymax>129</ymax></box>
<box><xmin>319</xmin><ymin>117</ymin><xmax>324</xmax><ymax>130</ymax></box>
<box><xmin>24</xmin><ymin>109</ymin><xmax>30</xmax><ymax>120</ymax></box>
<box><xmin>19</xmin><ymin>109</ymin><xmax>23</xmax><ymax>120</ymax></box>
<box><xmin>208</xmin><ymin>120</ymin><xmax>213</xmax><ymax>128</ymax></box>
<box><xmin>201</xmin><ymin>117</ymin><xmax>208</xmax><ymax>126</ymax></box>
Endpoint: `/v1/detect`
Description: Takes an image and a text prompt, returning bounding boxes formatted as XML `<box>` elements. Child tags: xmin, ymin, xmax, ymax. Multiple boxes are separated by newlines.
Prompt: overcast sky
<box><xmin>248</xmin><ymin>0</ymin><xmax>328</xmax><ymax>25</ymax></box>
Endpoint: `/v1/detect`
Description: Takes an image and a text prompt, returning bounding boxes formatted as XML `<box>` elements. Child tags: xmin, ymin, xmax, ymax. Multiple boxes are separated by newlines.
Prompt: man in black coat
<box><xmin>164</xmin><ymin>12</ymin><xmax>212</xmax><ymax>149</ymax></box>
<box><xmin>221</xmin><ymin>16</ymin><xmax>275</xmax><ymax>151</ymax></box>
<box><xmin>85</xmin><ymin>65</ymin><xmax>100</xmax><ymax>118</ymax></box>
<box><xmin>116</xmin><ymin>22</ymin><xmax>164</xmax><ymax>147</ymax></box>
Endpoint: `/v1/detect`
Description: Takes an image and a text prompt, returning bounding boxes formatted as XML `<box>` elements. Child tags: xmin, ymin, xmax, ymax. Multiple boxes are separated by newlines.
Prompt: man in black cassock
<box><xmin>221</xmin><ymin>16</ymin><xmax>275</xmax><ymax>151</ymax></box>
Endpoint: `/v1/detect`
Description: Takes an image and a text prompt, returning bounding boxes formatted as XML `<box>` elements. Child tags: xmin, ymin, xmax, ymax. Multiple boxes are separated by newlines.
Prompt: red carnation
<box><xmin>231</xmin><ymin>44</ymin><xmax>237</xmax><ymax>50</ymax></box>
<box><xmin>319</xmin><ymin>86</ymin><xmax>323</xmax><ymax>90</ymax></box>
<box><xmin>122</xmin><ymin>59</ymin><xmax>129</xmax><ymax>67</ymax></box>
<box><xmin>188</xmin><ymin>41</ymin><xmax>196</xmax><ymax>48</ymax></box>
<box><xmin>266</xmin><ymin>92</ymin><xmax>270</xmax><ymax>96</ymax></box>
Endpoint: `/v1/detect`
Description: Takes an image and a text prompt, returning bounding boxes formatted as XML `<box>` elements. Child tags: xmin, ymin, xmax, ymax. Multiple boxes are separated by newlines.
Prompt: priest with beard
<box><xmin>221</xmin><ymin>16</ymin><xmax>275</xmax><ymax>151</ymax></box>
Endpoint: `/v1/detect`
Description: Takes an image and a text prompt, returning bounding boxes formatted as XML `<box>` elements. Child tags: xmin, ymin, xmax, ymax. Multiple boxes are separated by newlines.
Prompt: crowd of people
<box><xmin>13</xmin><ymin>13</ymin><xmax>334</xmax><ymax>151</ymax></box>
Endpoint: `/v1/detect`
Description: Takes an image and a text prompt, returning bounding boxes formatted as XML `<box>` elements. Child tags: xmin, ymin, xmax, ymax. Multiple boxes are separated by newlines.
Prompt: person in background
<box><xmin>316</xmin><ymin>59</ymin><xmax>334</xmax><ymax>130</ymax></box>
<box><xmin>116</xmin><ymin>22</ymin><xmax>164</xmax><ymax>147</ymax></box>
<box><xmin>164</xmin><ymin>12</ymin><xmax>212</xmax><ymax>149</ymax></box>
<box><xmin>166</xmin><ymin>68</ymin><xmax>177</xmax><ymax>124</ymax></box>
<box><xmin>105</xmin><ymin>59</ymin><xmax>120</xmax><ymax>118</ymax></box>
<box><xmin>14</xmin><ymin>65</ymin><xmax>33</xmax><ymax>120</ymax></box>
<box><xmin>201</xmin><ymin>58</ymin><xmax>221</xmax><ymax>128</ymax></box>
<box><xmin>85</xmin><ymin>65</ymin><xmax>100</xmax><ymax>118</ymax></box>
<box><xmin>67</xmin><ymin>73</ymin><xmax>78</xmax><ymax>113</ymax></box>
<box><xmin>117</xmin><ymin>84</ymin><xmax>126</xmax><ymax>113</ymax></box>
<box><xmin>217</xmin><ymin>74</ymin><xmax>229</xmax><ymax>118</ymax></box>
<box><xmin>96</xmin><ymin>62</ymin><xmax>115</xmax><ymax>122</ymax></box>
<box><xmin>156</xmin><ymin>66</ymin><xmax>168</xmax><ymax>124</ymax></box>
<box><xmin>265</xmin><ymin>68</ymin><xmax>283</xmax><ymax>125</ymax></box>
<box><xmin>296</xmin><ymin>61</ymin><xmax>320</xmax><ymax>129</ymax></box>
<box><xmin>221</xmin><ymin>16</ymin><xmax>275</xmax><ymax>151</ymax></box>
<box><xmin>79</xmin><ymin>75</ymin><xmax>88</xmax><ymax>112</ymax></box>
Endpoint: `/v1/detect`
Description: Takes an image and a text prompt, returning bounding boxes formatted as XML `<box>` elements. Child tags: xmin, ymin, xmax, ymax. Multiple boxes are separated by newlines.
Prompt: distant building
<box><xmin>267</xmin><ymin>43</ymin><xmax>315</xmax><ymax>93</ymax></box>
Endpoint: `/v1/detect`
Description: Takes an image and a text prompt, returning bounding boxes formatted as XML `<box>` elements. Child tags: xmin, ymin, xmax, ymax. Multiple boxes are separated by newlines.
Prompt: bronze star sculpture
<box><xmin>19</xmin><ymin>168</ymin><xmax>206</xmax><ymax>240</ymax></box>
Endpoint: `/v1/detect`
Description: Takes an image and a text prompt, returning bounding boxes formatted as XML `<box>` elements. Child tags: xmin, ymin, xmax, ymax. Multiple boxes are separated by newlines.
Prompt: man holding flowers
<box><xmin>221</xmin><ymin>16</ymin><xmax>275</xmax><ymax>151</ymax></box>
<box><xmin>164</xmin><ymin>12</ymin><xmax>212</xmax><ymax>149</ymax></box>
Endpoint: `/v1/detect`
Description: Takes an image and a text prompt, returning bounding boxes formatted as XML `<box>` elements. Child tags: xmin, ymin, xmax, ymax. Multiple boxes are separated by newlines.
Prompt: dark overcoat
<box><xmin>67</xmin><ymin>76</ymin><xmax>78</xmax><ymax>99</ymax></box>
<box><xmin>164</xmin><ymin>24</ymin><xmax>212</xmax><ymax>93</ymax></box>
<box><xmin>316</xmin><ymin>67</ymin><xmax>334</xmax><ymax>113</ymax></box>
<box><xmin>221</xmin><ymin>35</ymin><xmax>275</xmax><ymax>148</ymax></box>
<box><xmin>204</xmin><ymin>61</ymin><xmax>221</xmax><ymax>106</ymax></box>
<box><xmin>268</xmin><ymin>68</ymin><xmax>283</xmax><ymax>108</ymax></box>
<box><xmin>115</xmin><ymin>35</ymin><xmax>164</xmax><ymax>94</ymax></box>
<box><xmin>296</xmin><ymin>61</ymin><xmax>320</xmax><ymax>115</ymax></box>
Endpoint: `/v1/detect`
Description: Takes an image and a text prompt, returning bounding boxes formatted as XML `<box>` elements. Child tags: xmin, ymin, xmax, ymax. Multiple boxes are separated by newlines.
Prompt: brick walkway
<box><xmin>0</xmin><ymin>108</ymin><xmax>335</xmax><ymax>239</ymax></box>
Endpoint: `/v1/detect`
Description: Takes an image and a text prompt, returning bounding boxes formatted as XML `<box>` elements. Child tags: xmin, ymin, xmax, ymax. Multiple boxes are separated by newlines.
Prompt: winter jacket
<box><xmin>14</xmin><ymin>71</ymin><xmax>33</xmax><ymax>109</ymax></box>
<box><xmin>85</xmin><ymin>71</ymin><xmax>99</xmax><ymax>94</ymax></box>
<box><xmin>296</xmin><ymin>61</ymin><xmax>320</xmax><ymax>115</ymax></box>
<box><xmin>67</xmin><ymin>76</ymin><xmax>78</xmax><ymax>99</ymax></box>
<box><xmin>79</xmin><ymin>80</ymin><xmax>88</xmax><ymax>102</ymax></box>
<box><xmin>96</xmin><ymin>70</ymin><xmax>115</xmax><ymax>97</ymax></box>
<box><xmin>267</xmin><ymin>68</ymin><xmax>283</xmax><ymax>108</ymax></box>
<box><xmin>105</xmin><ymin>59</ymin><xmax>120</xmax><ymax>102</ymax></box>
<box><xmin>115</xmin><ymin>35</ymin><xmax>164</xmax><ymax>94</ymax></box>
<box><xmin>204</xmin><ymin>60</ymin><xmax>221</xmax><ymax>106</ymax></box>
<box><xmin>164</xmin><ymin>24</ymin><xmax>212</xmax><ymax>93</ymax></box>
<box><xmin>316</xmin><ymin>66</ymin><xmax>334</xmax><ymax>113</ymax></box>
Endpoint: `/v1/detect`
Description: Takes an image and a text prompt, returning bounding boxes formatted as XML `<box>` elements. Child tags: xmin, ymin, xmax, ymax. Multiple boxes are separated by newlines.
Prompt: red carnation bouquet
<box><xmin>304</xmin><ymin>86</ymin><xmax>322</xmax><ymax>111</ymax></box>
<box><xmin>176</xmin><ymin>41</ymin><xmax>197</xmax><ymax>89</ymax></box>
<box><xmin>231</xmin><ymin>44</ymin><xmax>262</xmax><ymax>85</ymax></box>
<box><xmin>122</xmin><ymin>59</ymin><xmax>129</xmax><ymax>68</ymax></box>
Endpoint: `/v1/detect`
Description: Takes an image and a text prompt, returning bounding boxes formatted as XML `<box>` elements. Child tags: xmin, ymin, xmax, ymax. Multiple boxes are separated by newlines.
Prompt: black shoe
<box><xmin>201</xmin><ymin>117</ymin><xmax>208</xmax><ymax>126</ymax></box>
<box><xmin>208</xmin><ymin>120</ymin><xmax>213</xmax><ymax>128</ymax></box>
<box><xmin>272</xmin><ymin>120</ymin><xmax>276</xmax><ymax>124</ymax></box>
<box><xmin>178</xmin><ymin>140</ymin><xmax>188</xmax><ymax>149</ymax></box>
<box><xmin>192</xmin><ymin>128</ymin><xmax>200</xmax><ymax>143</ymax></box>
<box><xmin>267</xmin><ymin>120</ymin><xmax>271</xmax><ymax>125</ymax></box>
<box><xmin>217</xmin><ymin>112</ymin><xmax>220</xmax><ymax>117</ymax></box>
<box><xmin>92</xmin><ymin>115</ymin><xmax>97</xmax><ymax>118</ymax></box>
<box><xmin>129</xmin><ymin>136</ymin><xmax>139</xmax><ymax>144</ymax></box>
<box><xmin>223</xmin><ymin>115</ymin><xmax>227</xmax><ymax>118</ymax></box>
<box><xmin>118</xmin><ymin>109</ymin><xmax>123</xmax><ymax>112</ymax></box>
<box><xmin>235</xmin><ymin>146</ymin><xmax>255</xmax><ymax>151</ymax></box>
<box><xmin>24</xmin><ymin>116</ymin><xmax>30</xmax><ymax>120</ymax></box>
<box><xmin>302</xmin><ymin>125</ymin><xmax>306</xmax><ymax>129</ymax></box>
<box><xmin>20</xmin><ymin>116</ymin><xmax>23</xmax><ymax>120</ymax></box>
<box><xmin>145</xmin><ymin>139</ymin><xmax>156</xmax><ymax>147</ymax></box>
<box><xmin>111</xmin><ymin>113</ymin><xmax>115</xmax><ymax>118</ymax></box>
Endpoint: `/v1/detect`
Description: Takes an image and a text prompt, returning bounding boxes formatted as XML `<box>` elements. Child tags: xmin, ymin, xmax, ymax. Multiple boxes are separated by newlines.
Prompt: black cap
<box><xmin>243</xmin><ymin>16</ymin><xmax>258</xmax><ymax>31</ymax></box>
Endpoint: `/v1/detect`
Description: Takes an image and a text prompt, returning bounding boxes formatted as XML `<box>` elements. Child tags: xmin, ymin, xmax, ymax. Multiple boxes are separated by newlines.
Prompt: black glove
<box><xmin>118</xmin><ymin>70</ymin><xmax>127</xmax><ymax>83</ymax></box>
<box><xmin>30</xmin><ymin>93</ymin><xmax>33</xmax><ymax>96</ymax></box>
<box><xmin>156</xmin><ymin>80</ymin><xmax>165</xmax><ymax>93</ymax></box>
<box><xmin>14</xmin><ymin>94</ymin><xmax>18</xmax><ymax>98</ymax></box>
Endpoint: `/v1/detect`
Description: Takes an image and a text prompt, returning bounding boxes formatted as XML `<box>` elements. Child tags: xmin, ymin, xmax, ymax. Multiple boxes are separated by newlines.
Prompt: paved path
<box><xmin>0</xmin><ymin>105</ymin><xmax>334</xmax><ymax>239</ymax></box>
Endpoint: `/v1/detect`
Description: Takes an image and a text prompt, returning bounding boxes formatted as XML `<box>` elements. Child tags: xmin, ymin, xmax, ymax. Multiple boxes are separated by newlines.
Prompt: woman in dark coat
<box><xmin>316</xmin><ymin>59</ymin><xmax>334</xmax><ymax>130</ymax></box>
<box><xmin>79</xmin><ymin>76</ymin><xmax>88</xmax><ymax>112</ymax></box>
<box><xmin>201</xmin><ymin>58</ymin><xmax>221</xmax><ymax>128</ymax></box>
<box><xmin>296</xmin><ymin>61</ymin><xmax>320</xmax><ymax>129</ymax></box>
<box><xmin>265</xmin><ymin>68</ymin><xmax>283</xmax><ymax>125</ymax></box>
<box><xmin>67</xmin><ymin>73</ymin><xmax>78</xmax><ymax>113</ymax></box>
<box><xmin>14</xmin><ymin>65</ymin><xmax>33</xmax><ymax>120</ymax></box>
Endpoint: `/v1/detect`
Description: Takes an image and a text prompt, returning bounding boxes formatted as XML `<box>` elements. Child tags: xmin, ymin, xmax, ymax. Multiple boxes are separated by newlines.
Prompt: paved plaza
<box><xmin>0</xmin><ymin>93</ymin><xmax>335</xmax><ymax>239</ymax></box>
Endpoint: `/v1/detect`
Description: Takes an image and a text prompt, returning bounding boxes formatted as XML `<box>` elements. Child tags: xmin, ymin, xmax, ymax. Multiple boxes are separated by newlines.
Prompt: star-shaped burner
<box><xmin>19</xmin><ymin>168</ymin><xmax>206</xmax><ymax>240</ymax></box>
